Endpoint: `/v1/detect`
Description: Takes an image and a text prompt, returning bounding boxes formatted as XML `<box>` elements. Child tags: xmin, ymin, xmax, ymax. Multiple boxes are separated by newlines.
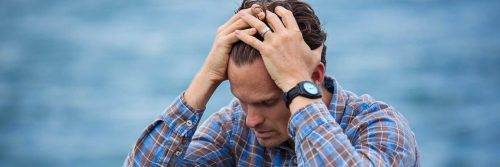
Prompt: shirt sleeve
<box><xmin>123</xmin><ymin>93</ymin><xmax>205</xmax><ymax>166</ymax></box>
<box><xmin>182</xmin><ymin>104</ymin><xmax>235</xmax><ymax>166</ymax></box>
<box><xmin>288</xmin><ymin>102</ymin><xmax>418</xmax><ymax>167</ymax></box>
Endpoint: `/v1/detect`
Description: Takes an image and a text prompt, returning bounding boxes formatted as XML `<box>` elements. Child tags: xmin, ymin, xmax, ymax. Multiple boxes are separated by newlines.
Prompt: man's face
<box><xmin>228</xmin><ymin>58</ymin><xmax>291</xmax><ymax>148</ymax></box>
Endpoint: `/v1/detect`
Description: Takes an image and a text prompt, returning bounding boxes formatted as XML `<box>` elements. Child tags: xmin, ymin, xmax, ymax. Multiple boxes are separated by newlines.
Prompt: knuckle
<box><xmin>237</xmin><ymin>10</ymin><xmax>244</xmax><ymax>15</ymax></box>
<box><xmin>238</xmin><ymin>9</ymin><xmax>250</xmax><ymax>16</ymax></box>
<box><xmin>270</xmin><ymin>38</ymin><xmax>281</xmax><ymax>46</ymax></box>
<box><xmin>292</xmin><ymin>30</ymin><xmax>302</xmax><ymax>37</ymax></box>
<box><xmin>281</xmin><ymin>32</ymin><xmax>293</xmax><ymax>40</ymax></box>
<box><xmin>216</xmin><ymin>26</ymin><xmax>224</xmax><ymax>33</ymax></box>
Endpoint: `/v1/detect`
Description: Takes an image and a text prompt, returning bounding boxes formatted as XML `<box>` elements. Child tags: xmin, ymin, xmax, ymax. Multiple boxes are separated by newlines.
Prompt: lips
<box><xmin>254</xmin><ymin>130</ymin><xmax>274</xmax><ymax>139</ymax></box>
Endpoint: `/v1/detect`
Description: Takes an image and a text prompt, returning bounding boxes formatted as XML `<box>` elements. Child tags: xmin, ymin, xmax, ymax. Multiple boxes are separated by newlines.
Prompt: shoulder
<box><xmin>344</xmin><ymin>91</ymin><xmax>397</xmax><ymax>118</ymax></box>
<box><xmin>341</xmin><ymin>90</ymin><xmax>413</xmax><ymax>131</ymax></box>
<box><xmin>341</xmin><ymin>90</ymin><xmax>418</xmax><ymax>165</ymax></box>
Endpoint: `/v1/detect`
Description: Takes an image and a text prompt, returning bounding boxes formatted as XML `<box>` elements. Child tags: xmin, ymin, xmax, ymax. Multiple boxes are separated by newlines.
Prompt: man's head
<box><xmin>228</xmin><ymin>0</ymin><xmax>327</xmax><ymax>147</ymax></box>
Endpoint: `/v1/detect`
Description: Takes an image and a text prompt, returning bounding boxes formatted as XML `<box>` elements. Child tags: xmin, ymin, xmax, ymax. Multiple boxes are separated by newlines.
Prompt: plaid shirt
<box><xmin>124</xmin><ymin>76</ymin><xmax>419</xmax><ymax>166</ymax></box>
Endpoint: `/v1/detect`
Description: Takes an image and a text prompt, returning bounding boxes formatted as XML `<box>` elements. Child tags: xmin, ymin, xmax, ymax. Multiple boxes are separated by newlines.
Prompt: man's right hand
<box><xmin>201</xmin><ymin>4</ymin><xmax>264</xmax><ymax>84</ymax></box>
<box><xmin>184</xmin><ymin>5</ymin><xmax>265</xmax><ymax>109</ymax></box>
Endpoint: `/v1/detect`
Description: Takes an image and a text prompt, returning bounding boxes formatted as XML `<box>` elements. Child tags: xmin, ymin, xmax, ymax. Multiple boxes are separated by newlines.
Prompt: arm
<box><xmin>124</xmin><ymin>6</ymin><xmax>266</xmax><ymax>166</ymax></box>
<box><xmin>288</xmin><ymin>102</ymin><xmax>418</xmax><ymax>166</ymax></box>
<box><xmin>123</xmin><ymin>94</ymin><xmax>237</xmax><ymax>166</ymax></box>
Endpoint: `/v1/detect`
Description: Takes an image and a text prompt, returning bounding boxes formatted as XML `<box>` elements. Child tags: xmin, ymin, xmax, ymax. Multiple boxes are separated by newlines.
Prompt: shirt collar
<box><xmin>323</xmin><ymin>75</ymin><xmax>347</xmax><ymax>123</ymax></box>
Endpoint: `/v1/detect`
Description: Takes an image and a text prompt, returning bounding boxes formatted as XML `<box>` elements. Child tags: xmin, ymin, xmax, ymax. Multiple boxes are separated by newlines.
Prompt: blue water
<box><xmin>1</xmin><ymin>0</ymin><xmax>499</xmax><ymax>166</ymax></box>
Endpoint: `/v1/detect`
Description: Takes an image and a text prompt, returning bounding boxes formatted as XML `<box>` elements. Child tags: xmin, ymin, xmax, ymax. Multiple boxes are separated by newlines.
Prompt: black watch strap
<box><xmin>285</xmin><ymin>85</ymin><xmax>301</xmax><ymax>107</ymax></box>
<box><xmin>284</xmin><ymin>81</ymin><xmax>322</xmax><ymax>108</ymax></box>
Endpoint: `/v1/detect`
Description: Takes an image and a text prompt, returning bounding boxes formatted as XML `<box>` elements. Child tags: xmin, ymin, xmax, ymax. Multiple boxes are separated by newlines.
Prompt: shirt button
<box><xmin>186</xmin><ymin>120</ymin><xmax>193</xmax><ymax>127</ymax></box>
<box><xmin>175</xmin><ymin>151</ymin><xmax>181</xmax><ymax>156</ymax></box>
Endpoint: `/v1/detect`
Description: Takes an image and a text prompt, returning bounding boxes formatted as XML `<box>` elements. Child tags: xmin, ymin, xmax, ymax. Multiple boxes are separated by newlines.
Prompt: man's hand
<box><xmin>235</xmin><ymin>6</ymin><xmax>323</xmax><ymax>92</ymax></box>
<box><xmin>200</xmin><ymin>4</ymin><xmax>265</xmax><ymax>85</ymax></box>
<box><xmin>184</xmin><ymin>5</ymin><xmax>265</xmax><ymax>109</ymax></box>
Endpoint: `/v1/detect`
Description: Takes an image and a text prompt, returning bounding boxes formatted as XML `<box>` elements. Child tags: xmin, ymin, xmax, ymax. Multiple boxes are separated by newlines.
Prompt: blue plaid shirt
<box><xmin>124</xmin><ymin>76</ymin><xmax>419</xmax><ymax>166</ymax></box>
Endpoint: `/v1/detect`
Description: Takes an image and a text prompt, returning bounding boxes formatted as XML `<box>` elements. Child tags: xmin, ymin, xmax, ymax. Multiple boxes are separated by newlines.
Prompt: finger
<box><xmin>256</xmin><ymin>10</ymin><xmax>266</xmax><ymax>20</ymax></box>
<box><xmin>251</xmin><ymin>4</ymin><xmax>266</xmax><ymax>20</ymax></box>
<box><xmin>274</xmin><ymin>6</ymin><xmax>300</xmax><ymax>31</ymax></box>
<box><xmin>221</xmin><ymin>19</ymin><xmax>250</xmax><ymax>35</ymax></box>
<box><xmin>235</xmin><ymin>29</ymin><xmax>264</xmax><ymax>51</ymax></box>
<box><xmin>220</xmin><ymin>11</ymin><xmax>244</xmax><ymax>30</ymax></box>
<box><xmin>220</xmin><ymin>5</ymin><xmax>260</xmax><ymax>31</ymax></box>
<box><xmin>265</xmin><ymin>10</ymin><xmax>285</xmax><ymax>33</ymax></box>
<box><xmin>239</xmin><ymin>11</ymin><xmax>273</xmax><ymax>38</ymax></box>
<box><xmin>224</xmin><ymin>28</ymin><xmax>257</xmax><ymax>44</ymax></box>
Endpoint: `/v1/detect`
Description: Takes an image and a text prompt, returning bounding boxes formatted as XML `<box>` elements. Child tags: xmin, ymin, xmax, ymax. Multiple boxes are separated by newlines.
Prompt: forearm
<box><xmin>184</xmin><ymin>71</ymin><xmax>221</xmax><ymax>110</ymax></box>
<box><xmin>124</xmin><ymin>94</ymin><xmax>204</xmax><ymax>166</ymax></box>
<box><xmin>289</xmin><ymin>103</ymin><xmax>364</xmax><ymax>166</ymax></box>
<box><xmin>289</xmin><ymin>103</ymin><xmax>418</xmax><ymax>166</ymax></box>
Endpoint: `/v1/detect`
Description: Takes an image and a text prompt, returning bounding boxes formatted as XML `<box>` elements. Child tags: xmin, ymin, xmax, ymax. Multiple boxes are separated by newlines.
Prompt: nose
<box><xmin>245</xmin><ymin>106</ymin><xmax>264</xmax><ymax>128</ymax></box>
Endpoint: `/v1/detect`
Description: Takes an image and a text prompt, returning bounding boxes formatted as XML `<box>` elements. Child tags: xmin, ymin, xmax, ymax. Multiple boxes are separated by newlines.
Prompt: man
<box><xmin>124</xmin><ymin>0</ymin><xmax>419</xmax><ymax>166</ymax></box>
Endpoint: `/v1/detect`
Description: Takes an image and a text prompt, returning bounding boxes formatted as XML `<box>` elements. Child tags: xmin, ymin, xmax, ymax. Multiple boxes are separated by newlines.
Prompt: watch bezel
<box><xmin>300</xmin><ymin>81</ymin><xmax>320</xmax><ymax>96</ymax></box>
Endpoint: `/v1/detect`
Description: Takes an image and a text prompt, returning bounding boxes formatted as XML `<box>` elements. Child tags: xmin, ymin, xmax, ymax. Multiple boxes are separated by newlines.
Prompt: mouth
<box><xmin>254</xmin><ymin>130</ymin><xmax>274</xmax><ymax>139</ymax></box>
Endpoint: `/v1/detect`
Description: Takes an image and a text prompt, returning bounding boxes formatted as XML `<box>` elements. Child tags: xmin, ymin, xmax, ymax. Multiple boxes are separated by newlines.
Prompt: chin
<box><xmin>257</xmin><ymin>137</ymin><xmax>287</xmax><ymax>148</ymax></box>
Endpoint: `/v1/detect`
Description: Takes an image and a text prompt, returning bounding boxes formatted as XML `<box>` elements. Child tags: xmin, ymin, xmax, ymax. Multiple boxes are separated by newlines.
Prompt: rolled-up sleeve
<box><xmin>288</xmin><ymin>102</ymin><xmax>418</xmax><ymax>167</ymax></box>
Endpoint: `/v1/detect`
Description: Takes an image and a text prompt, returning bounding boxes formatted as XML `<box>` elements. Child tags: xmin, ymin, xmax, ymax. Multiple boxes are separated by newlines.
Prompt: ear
<box><xmin>311</xmin><ymin>62</ymin><xmax>325</xmax><ymax>85</ymax></box>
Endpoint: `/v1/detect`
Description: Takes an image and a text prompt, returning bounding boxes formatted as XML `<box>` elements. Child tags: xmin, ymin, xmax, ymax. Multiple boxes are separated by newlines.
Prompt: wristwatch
<box><xmin>284</xmin><ymin>81</ymin><xmax>322</xmax><ymax>108</ymax></box>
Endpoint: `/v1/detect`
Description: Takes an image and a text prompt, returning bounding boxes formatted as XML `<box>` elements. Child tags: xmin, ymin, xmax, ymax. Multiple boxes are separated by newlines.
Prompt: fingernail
<box><xmin>253</xmin><ymin>7</ymin><xmax>263</xmax><ymax>14</ymax></box>
<box><xmin>250</xmin><ymin>28</ymin><xmax>256</xmax><ymax>34</ymax></box>
<box><xmin>235</xmin><ymin>30</ymin><xmax>240</xmax><ymax>35</ymax></box>
<box><xmin>258</xmin><ymin>12</ymin><xmax>265</xmax><ymax>20</ymax></box>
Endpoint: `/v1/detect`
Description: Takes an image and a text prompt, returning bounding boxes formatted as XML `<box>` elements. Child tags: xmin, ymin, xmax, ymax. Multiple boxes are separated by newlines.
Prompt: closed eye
<box><xmin>255</xmin><ymin>98</ymin><xmax>279</xmax><ymax>107</ymax></box>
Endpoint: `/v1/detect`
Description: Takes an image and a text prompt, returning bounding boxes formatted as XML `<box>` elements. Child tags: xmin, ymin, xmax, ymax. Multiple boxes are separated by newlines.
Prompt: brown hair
<box><xmin>230</xmin><ymin>0</ymin><xmax>327</xmax><ymax>67</ymax></box>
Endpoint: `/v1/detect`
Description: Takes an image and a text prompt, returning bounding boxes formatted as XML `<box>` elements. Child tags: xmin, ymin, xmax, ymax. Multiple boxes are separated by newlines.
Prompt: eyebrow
<box><xmin>250</xmin><ymin>93</ymin><xmax>281</xmax><ymax>105</ymax></box>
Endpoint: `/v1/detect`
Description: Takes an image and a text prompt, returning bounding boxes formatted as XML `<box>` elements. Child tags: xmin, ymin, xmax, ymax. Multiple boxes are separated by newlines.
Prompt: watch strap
<box><xmin>284</xmin><ymin>84</ymin><xmax>301</xmax><ymax>107</ymax></box>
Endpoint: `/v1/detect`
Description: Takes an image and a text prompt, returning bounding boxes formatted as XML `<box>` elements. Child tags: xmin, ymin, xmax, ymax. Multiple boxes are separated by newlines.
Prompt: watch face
<box><xmin>303</xmin><ymin>82</ymin><xmax>319</xmax><ymax>95</ymax></box>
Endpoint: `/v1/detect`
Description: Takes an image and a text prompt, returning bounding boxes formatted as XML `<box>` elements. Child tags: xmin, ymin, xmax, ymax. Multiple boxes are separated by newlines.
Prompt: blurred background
<box><xmin>1</xmin><ymin>0</ymin><xmax>499</xmax><ymax>166</ymax></box>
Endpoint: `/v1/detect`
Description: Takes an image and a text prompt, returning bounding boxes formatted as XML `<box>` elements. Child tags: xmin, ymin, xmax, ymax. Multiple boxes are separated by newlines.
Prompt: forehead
<box><xmin>228</xmin><ymin>58</ymin><xmax>282</xmax><ymax>103</ymax></box>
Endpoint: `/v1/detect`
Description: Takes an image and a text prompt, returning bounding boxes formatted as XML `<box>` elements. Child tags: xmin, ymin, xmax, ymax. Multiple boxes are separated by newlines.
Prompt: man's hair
<box><xmin>230</xmin><ymin>0</ymin><xmax>327</xmax><ymax>67</ymax></box>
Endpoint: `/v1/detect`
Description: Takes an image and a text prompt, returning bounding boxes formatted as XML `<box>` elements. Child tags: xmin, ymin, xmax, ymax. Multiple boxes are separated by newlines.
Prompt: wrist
<box><xmin>199</xmin><ymin>65</ymin><xmax>226</xmax><ymax>85</ymax></box>
<box><xmin>184</xmin><ymin>71</ymin><xmax>221</xmax><ymax>109</ymax></box>
<box><xmin>281</xmin><ymin>77</ymin><xmax>311</xmax><ymax>92</ymax></box>
<box><xmin>199</xmin><ymin>69</ymin><xmax>224</xmax><ymax>86</ymax></box>
<box><xmin>289</xmin><ymin>97</ymin><xmax>321</xmax><ymax>115</ymax></box>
